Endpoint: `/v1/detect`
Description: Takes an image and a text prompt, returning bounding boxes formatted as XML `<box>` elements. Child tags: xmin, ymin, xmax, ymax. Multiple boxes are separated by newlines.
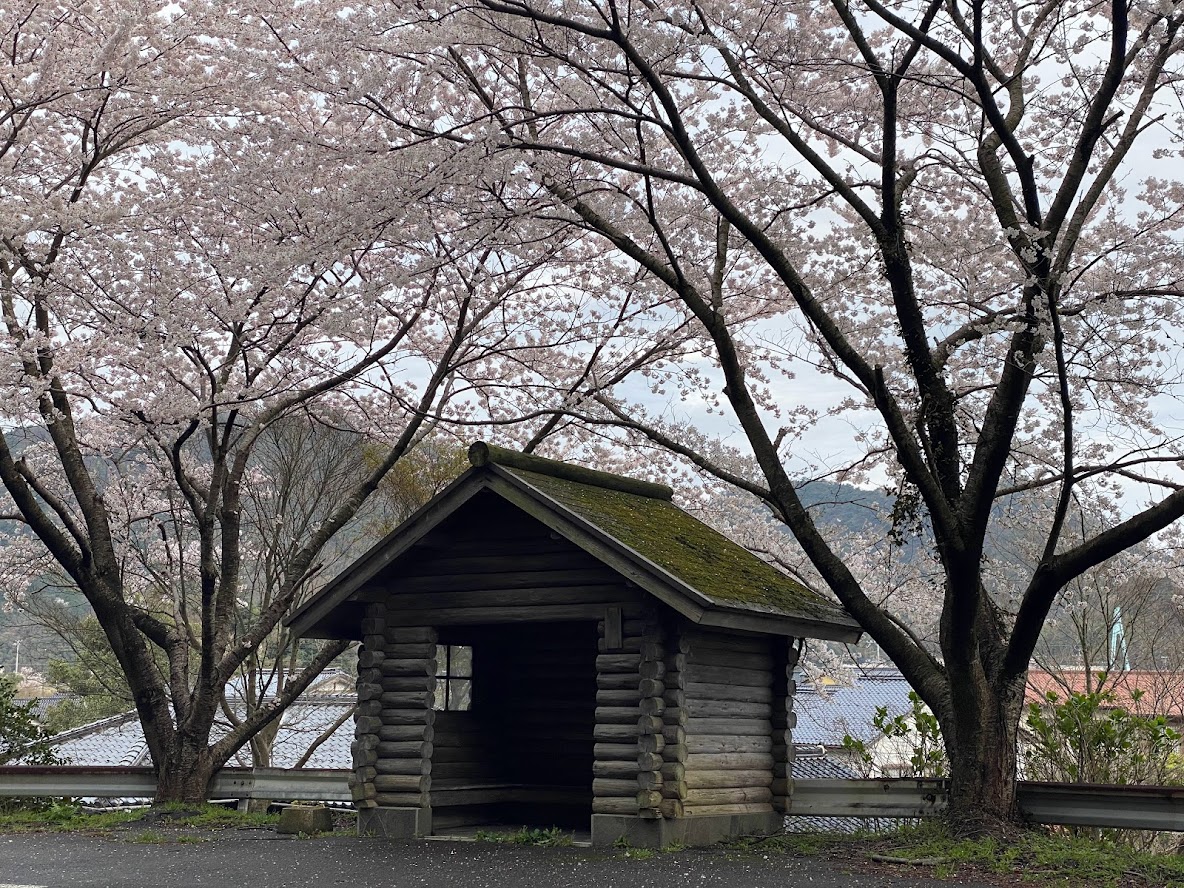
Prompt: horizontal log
<box><xmin>380</xmin><ymin>691</ymin><xmax>433</xmax><ymax>708</ymax></box>
<box><xmin>771</xmin><ymin>778</ymin><xmax>791</xmax><ymax>796</ymax></box>
<box><xmin>593</xmin><ymin>760</ymin><xmax>639</xmax><ymax>779</ymax></box>
<box><xmin>592</xmin><ymin>797</ymin><xmax>639</xmax><ymax>815</ymax></box>
<box><xmin>685</xmin><ymin>736</ymin><xmax>774</xmax><ymax>755</ymax></box>
<box><xmin>413</xmin><ymin>535</ymin><xmax>574</xmax><ymax>558</ymax></box>
<box><xmin>594</xmin><ymin>724</ymin><xmax>638</xmax><ymax>742</ymax></box>
<box><xmin>379</xmin><ymin>709</ymin><xmax>436</xmax><ymax>726</ymax></box>
<box><xmin>594</xmin><ymin>742</ymin><xmax>638</xmax><ymax>761</ymax></box>
<box><xmin>386</xmin><ymin>585</ymin><xmax>632</xmax><ymax>611</ymax></box>
<box><xmin>674</xmin><ymin>652</ymin><xmax>773</xmax><ymax>674</ymax></box>
<box><xmin>685</xmin><ymin>682</ymin><xmax>771</xmax><ymax>705</ymax></box>
<box><xmin>682</xmin><ymin>699</ymin><xmax>771</xmax><ymax>720</ymax></box>
<box><xmin>377</xmin><ymin>724</ymin><xmax>434</xmax><ymax>743</ymax></box>
<box><xmin>373</xmin><ymin>774</ymin><xmax>431</xmax><ymax>793</ymax></box>
<box><xmin>593</xmin><ymin>778</ymin><xmax>640</xmax><ymax>797</ymax></box>
<box><xmin>681</xmin><ymin>802</ymin><xmax>773</xmax><ymax>816</ymax></box>
<box><xmin>684</xmin><ymin>717</ymin><xmax>771</xmax><ymax>737</ymax></box>
<box><xmin>390</xmin><ymin>604</ymin><xmax>614</xmax><ymax>624</ymax></box>
<box><xmin>598</xmin><ymin>635</ymin><xmax>656</xmax><ymax>654</ymax></box>
<box><xmin>678</xmin><ymin>632</ymin><xmax>768</xmax><ymax>655</ymax></box>
<box><xmin>598</xmin><ymin>673</ymin><xmax>641</xmax><ymax>691</ymax></box>
<box><xmin>430</xmin><ymin>733</ymin><xmax>484</xmax><ymax>749</ymax></box>
<box><xmin>660</xmin><ymin>798</ymin><xmax>683</xmax><ymax>819</ymax></box>
<box><xmin>684</xmin><ymin>753</ymin><xmax>774</xmax><ymax>771</ymax></box>
<box><xmin>596</xmin><ymin>689</ymin><xmax>642</xmax><ymax>706</ymax></box>
<box><xmin>391</xmin><ymin>567</ymin><xmax>619</xmax><ymax>593</ymax></box>
<box><xmin>432</xmin><ymin>746</ymin><xmax>487</xmax><ymax>764</ymax></box>
<box><xmin>381</xmin><ymin>676</ymin><xmax>437</xmax><ymax>693</ymax></box>
<box><xmin>597</xmin><ymin>653</ymin><xmax>641</xmax><ymax>673</ymax></box>
<box><xmin>685</xmin><ymin>770</ymin><xmax>773</xmax><ymax>790</ymax></box>
<box><xmin>374</xmin><ymin>758</ymin><xmax>432</xmax><ymax>776</ymax></box>
<box><xmin>662</xmin><ymin>726</ymin><xmax>686</xmax><ymax>746</ymax></box>
<box><xmin>430</xmin><ymin>762</ymin><xmax>492</xmax><ymax>780</ymax></box>
<box><xmin>595</xmin><ymin>706</ymin><xmax>640</xmax><ymax>725</ymax></box>
<box><xmin>385</xmin><ymin>627</ymin><xmax>437</xmax><ymax>643</ymax></box>
<box><xmin>399</xmin><ymin>551</ymin><xmax>604</xmax><ymax>577</ymax></box>
<box><xmin>376</xmin><ymin>740</ymin><xmax>432</xmax><ymax>758</ymax></box>
<box><xmin>380</xmin><ymin>659</ymin><xmax>436</xmax><ymax>677</ymax></box>
<box><xmin>374</xmin><ymin>792</ymin><xmax>428</xmax><ymax>807</ymax></box>
<box><xmin>682</xmin><ymin>664</ymin><xmax>772</xmax><ymax>688</ymax></box>
<box><xmin>430</xmin><ymin>786</ymin><xmax>589</xmax><ymax>807</ymax></box>
<box><xmin>596</xmin><ymin>617</ymin><xmax>659</xmax><ymax>636</ymax></box>
<box><xmin>382</xmin><ymin>642</ymin><xmax>437</xmax><ymax>660</ymax></box>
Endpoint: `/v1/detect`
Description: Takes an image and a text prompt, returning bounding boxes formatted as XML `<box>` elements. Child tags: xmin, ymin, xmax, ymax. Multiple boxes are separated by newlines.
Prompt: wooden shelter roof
<box><xmin>286</xmin><ymin>443</ymin><xmax>861</xmax><ymax>642</ymax></box>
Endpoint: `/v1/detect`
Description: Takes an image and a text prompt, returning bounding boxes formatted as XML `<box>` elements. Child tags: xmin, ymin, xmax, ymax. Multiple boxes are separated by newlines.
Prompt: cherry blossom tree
<box><xmin>0</xmin><ymin>2</ymin><xmax>584</xmax><ymax>802</ymax></box>
<box><xmin>320</xmin><ymin>0</ymin><xmax>1184</xmax><ymax>826</ymax></box>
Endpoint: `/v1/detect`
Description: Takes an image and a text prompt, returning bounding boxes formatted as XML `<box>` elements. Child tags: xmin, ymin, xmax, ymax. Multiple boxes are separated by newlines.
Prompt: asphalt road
<box><xmin>0</xmin><ymin>830</ymin><xmax>995</xmax><ymax>888</ymax></box>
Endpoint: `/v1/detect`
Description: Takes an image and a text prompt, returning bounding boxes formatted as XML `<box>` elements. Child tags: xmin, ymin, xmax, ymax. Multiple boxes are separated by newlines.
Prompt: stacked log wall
<box><xmin>592</xmin><ymin>611</ymin><xmax>653</xmax><ymax>816</ymax></box>
<box><xmin>770</xmin><ymin>637</ymin><xmax>799</xmax><ymax>812</ymax></box>
<box><xmin>371</xmin><ymin>619</ymin><xmax>437</xmax><ymax>809</ymax></box>
<box><xmin>662</xmin><ymin>625</ymin><xmax>775</xmax><ymax>818</ymax></box>
<box><xmin>350</xmin><ymin>603</ymin><xmax>386</xmax><ymax>810</ymax></box>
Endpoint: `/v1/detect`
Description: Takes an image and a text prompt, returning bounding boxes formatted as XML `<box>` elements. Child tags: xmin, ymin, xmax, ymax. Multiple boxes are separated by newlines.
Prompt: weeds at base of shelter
<box><xmin>473</xmin><ymin>825</ymin><xmax>573</xmax><ymax>847</ymax></box>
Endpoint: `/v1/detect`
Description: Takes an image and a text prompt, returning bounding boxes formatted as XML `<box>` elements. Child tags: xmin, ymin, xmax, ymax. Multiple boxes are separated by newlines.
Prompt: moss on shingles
<box><xmin>507</xmin><ymin>468</ymin><xmax>849</xmax><ymax>622</ymax></box>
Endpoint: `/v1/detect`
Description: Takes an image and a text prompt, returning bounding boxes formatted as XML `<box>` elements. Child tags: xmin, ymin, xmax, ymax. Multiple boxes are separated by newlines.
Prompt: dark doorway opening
<box><xmin>430</xmin><ymin>621</ymin><xmax>597</xmax><ymax>834</ymax></box>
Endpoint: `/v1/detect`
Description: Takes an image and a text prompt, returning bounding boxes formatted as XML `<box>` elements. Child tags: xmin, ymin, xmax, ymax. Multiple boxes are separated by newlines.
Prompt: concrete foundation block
<box><xmin>277</xmin><ymin>805</ymin><xmax>334</xmax><ymax>835</ymax></box>
<box><xmin>591</xmin><ymin>811</ymin><xmax>782</xmax><ymax>849</ymax></box>
<box><xmin>357</xmin><ymin>806</ymin><xmax>432</xmax><ymax>839</ymax></box>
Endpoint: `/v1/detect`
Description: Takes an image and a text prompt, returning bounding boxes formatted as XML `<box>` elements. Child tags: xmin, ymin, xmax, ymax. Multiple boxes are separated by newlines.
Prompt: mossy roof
<box><xmin>503</xmin><ymin>466</ymin><xmax>852</xmax><ymax>625</ymax></box>
<box><xmin>287</xmin><ymin>443</ymin><xmax>860</xmax><ymax>640</ymax></box>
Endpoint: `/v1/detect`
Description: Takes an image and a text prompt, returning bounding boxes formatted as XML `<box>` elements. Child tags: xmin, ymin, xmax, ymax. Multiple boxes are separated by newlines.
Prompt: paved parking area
<box><xmin>0</xmin><ymin>830</ymin><xmax>993</xmax><ymax>888</ymax></box>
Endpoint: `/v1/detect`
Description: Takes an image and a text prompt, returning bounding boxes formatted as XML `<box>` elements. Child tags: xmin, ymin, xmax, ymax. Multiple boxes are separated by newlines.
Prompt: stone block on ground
<box><xmin>277</xmin><ymin>804</ymin><xmax>334</xmax><ymax>835</ymax></box>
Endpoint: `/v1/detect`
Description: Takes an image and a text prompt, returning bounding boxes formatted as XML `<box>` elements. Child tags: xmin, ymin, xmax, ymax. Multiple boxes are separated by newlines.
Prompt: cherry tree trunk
<box><xmin>154</xmin><ymin>745</ymin><xmax>218</xmax><ymax>805</ymax></box>
<box><xmin>943</xmin><ymin>675</ymin><xmax>1026</xmax><ymax>831</ymax></box>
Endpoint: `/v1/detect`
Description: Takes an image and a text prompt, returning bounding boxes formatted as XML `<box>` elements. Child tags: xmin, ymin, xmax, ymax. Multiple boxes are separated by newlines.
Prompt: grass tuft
<box><xmin>727</xmin><ymin>821</ymin><xmax>1184</xmax><ymax>887</ymax></box>
<box><xmin>0</xmin><ymin>802</ymin><xmax>278</xmax><ymax>834</ymax></box>
<box><xmin>474</xmin><ymin>825</ymin><xmax>573</xmax><ymax>847</ymax></box>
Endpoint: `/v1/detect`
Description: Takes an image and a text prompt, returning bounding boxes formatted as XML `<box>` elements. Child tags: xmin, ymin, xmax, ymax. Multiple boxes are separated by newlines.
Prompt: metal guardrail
<box><xmin>790</xmin><ymin>777</ymin><xmax>947</xmax><ymax>819</ymax></box>
<box><xmin>0</xmin><ymin>766</ymin><xmax>353</xmax><ymax>803</ymax></box>
<box><xmin>790</xmin><ymin>777</ymin><xmax>1184</xmax><ymax>832</ymax></box>
<box><xmin>3</xmin><ymin>769</ymin><xmax>1184</xmax><ymax>831</ymax></box>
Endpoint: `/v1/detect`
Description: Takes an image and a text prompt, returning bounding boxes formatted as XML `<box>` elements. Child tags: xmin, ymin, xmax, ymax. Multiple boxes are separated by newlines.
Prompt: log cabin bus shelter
<box><xmin>286</xmin><ymin>443</ymin><xmax>861</xmax><ymax>847</ymax></box>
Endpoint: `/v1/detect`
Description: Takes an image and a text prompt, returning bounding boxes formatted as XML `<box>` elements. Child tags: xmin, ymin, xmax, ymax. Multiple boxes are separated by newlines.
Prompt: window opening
<box><xmin>433</xmin><ymin>644</ymin><xmax>472</xmax><ymax>711</ymax></box>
